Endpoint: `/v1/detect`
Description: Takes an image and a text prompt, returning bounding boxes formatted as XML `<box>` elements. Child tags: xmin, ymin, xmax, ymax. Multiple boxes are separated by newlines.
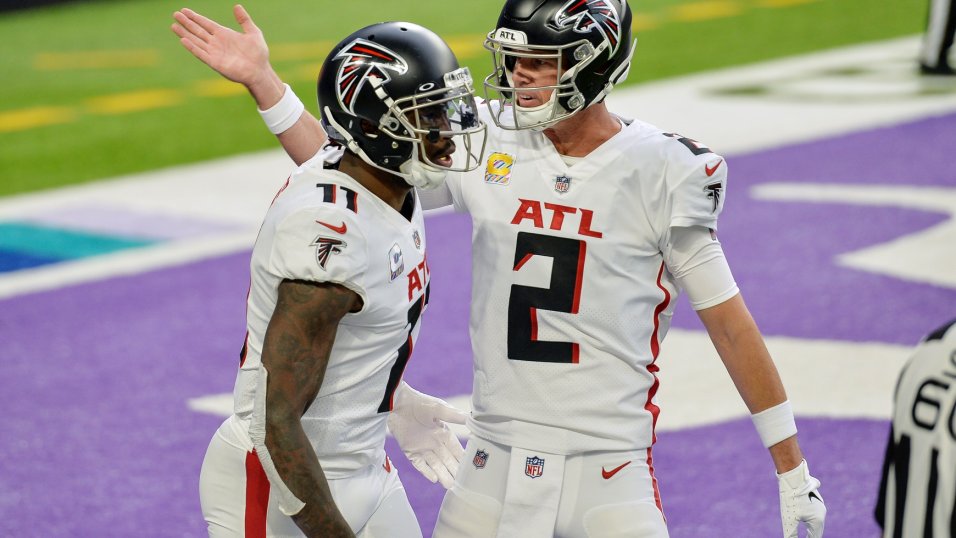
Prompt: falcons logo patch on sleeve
<box><xmin>333</xmin><ymin>38</ymin><xmax>409</xmax><ymax>114</ymax></box>
<box><xmin>704</xmin><ymin>182</ymin><xmax>723</xmax><ymax>213</ymax></box>
<box><xmin>312</xmin><ymin>236</ymin><xmax>347</xmax><ymax>270</ymax></box>
<box><xmin>552</xmin><ymin>0</ymin><xmax>622</xmax><ymax>54</ymax></box>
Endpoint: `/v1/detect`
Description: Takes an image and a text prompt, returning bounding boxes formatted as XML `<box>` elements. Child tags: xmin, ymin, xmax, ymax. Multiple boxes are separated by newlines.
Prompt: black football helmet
<box><xmin>483</xmin><ymin>0</ymin><xmax>636</xmax><ymax>130</ymax></box>
<box><xmin>317</xmin><ymin>22</ymin><xmax>486</xmax><ymax>188</ymax></box>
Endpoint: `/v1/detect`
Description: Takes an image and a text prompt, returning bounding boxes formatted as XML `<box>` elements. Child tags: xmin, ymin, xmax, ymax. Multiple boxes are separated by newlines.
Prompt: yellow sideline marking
<box><xmin>0</xmin><ymin>106</ymin><xmax>75</xmax><ymax>132</ymax></box>
<box><xmin>85</xmin><ymin>90</ymin><xmax>183</xmax><ymax>115</ymax></box>
<box><xmin>756</xmin><ymin>0</ymin><xmax>820</xmax><ymax>7</ymax></box>
<box><xmin>444</xmin><ymin>34</ymin><xmax>488</xmax><ymax>59</ymax></box>
<box><xmin>12</xmin><ymin>1</ymin><xmax>821</xmax><ymax>133</ymax></box>
<box><xmin>34</xmin><ymin>50</ymin><xmax>159</xmax><ymax>70</ymax></box>
<box><xmin>632</xmin><ymin>13</ymin><xmax>660</xmax><ymax>32</ymax></box>
<box><xmin>670</xmin><ymin>1</ymin><xmax>744</xmax><ymax>21</ymax></box>
<box><xmin>292</xmin><ymin>64</ymin><xmax>324</xmax><ymax>82</ymax></box>
<box><xmin>271</xmin><ymin>41</ymin><xmax>334</xmax><ymax>61</ymax></box>
<box><xmin>193</xmin><ymin>79</ymin><xmax>246</xmax><ymax>98</ymax></box>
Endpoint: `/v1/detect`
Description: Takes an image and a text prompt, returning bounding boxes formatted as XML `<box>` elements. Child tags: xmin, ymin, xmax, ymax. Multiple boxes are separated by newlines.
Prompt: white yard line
<box><xmin>189</xmin><ymin>329</ymin><xmax>911</xmax><ymax>431</ymax></box>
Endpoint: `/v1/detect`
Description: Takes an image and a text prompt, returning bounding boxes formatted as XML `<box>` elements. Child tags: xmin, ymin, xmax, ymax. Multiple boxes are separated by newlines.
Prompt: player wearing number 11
<box><xmin>187</xmin><ymin>20</ymin><xmax>486</xmax><ymax>538</ymax></box>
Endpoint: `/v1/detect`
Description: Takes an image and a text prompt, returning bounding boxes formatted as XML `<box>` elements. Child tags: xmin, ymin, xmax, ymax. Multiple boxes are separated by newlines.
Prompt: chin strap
<box><xmin>323</xmin><ymin>106</ymin><xmax>447</xmax><ymax>188</ymax></box>
<box><xmin>400</xmin><ymin>153</ymin><xmax>448</xmax><ymax>189</ymax></box>
<box><xmin>514</xmin><ymin>92</ymin><xmax>569</xmax><ymax>131</ymax></box>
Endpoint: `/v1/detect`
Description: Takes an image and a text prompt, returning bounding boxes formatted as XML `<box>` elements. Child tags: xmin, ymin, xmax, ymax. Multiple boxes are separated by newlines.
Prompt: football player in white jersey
<box><xmin>176</xmin><ymin>17</ymin><xmax>487</xmax><ymax>538</ymax></box>
<box><xmin>173</xmin><ymin>1</ymin><xmax>826</xmax><ymax>536</ymax></box>
<box><xmin>876</xmin><ymin>318</ymin><xmax>956</xmax><ymax>537</ymax></box>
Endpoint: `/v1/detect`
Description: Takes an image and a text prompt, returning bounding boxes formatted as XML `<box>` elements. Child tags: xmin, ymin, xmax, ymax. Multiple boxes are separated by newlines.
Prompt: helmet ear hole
<box><xmin>360</xmin><ymin>119</ymin><xmax>380</xmax><ymax>138</ymax></box>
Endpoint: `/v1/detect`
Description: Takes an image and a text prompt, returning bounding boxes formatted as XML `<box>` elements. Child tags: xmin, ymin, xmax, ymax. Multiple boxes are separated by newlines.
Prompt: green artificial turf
<box><xmin>0</xmin><ymin>0</ymin><xmax>927</xmax><ymax>196</ymax></box>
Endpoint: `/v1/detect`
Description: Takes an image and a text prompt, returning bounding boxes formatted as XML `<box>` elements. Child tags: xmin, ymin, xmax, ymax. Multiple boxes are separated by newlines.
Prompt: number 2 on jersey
<box><xmin>508</xmin><ymin>232</ymin><xmax>586</xmax><ymax>363</ymax></box>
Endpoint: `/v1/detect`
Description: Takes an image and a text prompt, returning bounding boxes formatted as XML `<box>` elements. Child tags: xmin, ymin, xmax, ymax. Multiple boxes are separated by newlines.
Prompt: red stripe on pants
<box><xmin>245</xmin><ymin>450</ymin><xmax>270</xmax><ymax>538</ymax></box>
<box><xmin>646</xmin><ymin>447</ymin><xmax>665</xmax><ymax>520</ymax></box>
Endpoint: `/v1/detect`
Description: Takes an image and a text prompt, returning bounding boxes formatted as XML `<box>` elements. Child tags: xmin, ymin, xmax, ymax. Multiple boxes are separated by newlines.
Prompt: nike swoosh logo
<box><xmin>316</xmin><ymin>220</ymin><xmax>347</xmax><ymax>234</ymax></box>
<box><xmin>705</xmin><ymin>159</ymin><xmax>723</xmax><ymax>177</ymax></box>
<box><xmin>601</xmin><ymin>461</ymin><xmax>631</xmax><ymax>479</ymax></box>
<box><xmin>808</xmin><ymin>491</ymin><xmax>822</xmax><ymax>503</ymax></box>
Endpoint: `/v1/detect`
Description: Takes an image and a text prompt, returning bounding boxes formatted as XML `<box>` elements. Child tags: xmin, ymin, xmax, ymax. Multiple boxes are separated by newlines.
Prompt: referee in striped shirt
<box><xmin>920</xmin><ymin>0</ymin><xmax>956</xmax><ymax>75</ymax></box>
<box><xmin>876</xmin><ymin>318</ymin><xmax>956</xmax><ymax>537</ymax></box>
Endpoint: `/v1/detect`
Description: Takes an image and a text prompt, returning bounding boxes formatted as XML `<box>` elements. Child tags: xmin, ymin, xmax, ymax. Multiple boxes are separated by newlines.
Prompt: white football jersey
<box><xmin>445</xmin><ymin>105</ymin><xmax>728</xmax><ymax>454</ymax></box>
<box><xmin>232</xmin><ymin>159</ymin><xmax>431</xmax><ymax>478</ymax></box>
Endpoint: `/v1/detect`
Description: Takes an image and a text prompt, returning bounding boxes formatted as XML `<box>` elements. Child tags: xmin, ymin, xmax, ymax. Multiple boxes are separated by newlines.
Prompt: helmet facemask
<box><xmin>326</xmin><ymin>67</ymin><xmax>486</xmax><ymax>189</ymax></box>
<box><xmin>481</xmin><ymin>0</ymin><xmax>637</xmax><ymax>132</ymax></box>
<box><xmin>318</xmin><ymin>24</ymin><xmax>488</xmax><ymax>190</ymax></box>
<box><xmin>325</xmin><ymin>67</ymin><xmax>486</xmax><ymax>189</ymax></box>
<box><xmin>386</xmin><ymin>69</ymin><xmax>486</xmax><ymax>188</ymax></box>
<box><xmin>483</xmin><ymin>29</ymin><xmax>599</xmax><ymax>131</ymax></box>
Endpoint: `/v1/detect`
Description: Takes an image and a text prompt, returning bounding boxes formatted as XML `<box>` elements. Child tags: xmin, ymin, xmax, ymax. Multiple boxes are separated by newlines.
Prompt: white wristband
<box><xmin>258</xmin><ymin>83</ymin><xmax>305</xmax><ymax>135</ymax></box>
<box><xmin>751</xmin><ymin>400</ymin><xmax>797</xmax><ymax>448</ymax></box>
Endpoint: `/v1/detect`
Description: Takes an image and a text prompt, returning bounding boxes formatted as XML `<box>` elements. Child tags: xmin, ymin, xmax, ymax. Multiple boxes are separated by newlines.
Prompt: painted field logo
<box><xmin>473</xmin><ymin>449</ymin><xmax>489</xmax><ymax>469</ymax></box>
<box><xmin>525</xmin><ymin>456</ymin><xmax>545</xmax><ymax>478</ymax></box>
<box><xmin>485</xmin><ymin>152</ymin><xmax>515</xmax><ymax>185</ymax></box>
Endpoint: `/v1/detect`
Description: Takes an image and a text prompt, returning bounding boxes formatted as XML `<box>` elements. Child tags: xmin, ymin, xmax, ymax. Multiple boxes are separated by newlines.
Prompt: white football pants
<box><xmin>199</xmin><ymin>416</ymin><xmax>421</xmax><ymax>537</ymax></box>
<box><xmin>433</xmin><ymin>436</ymin><xmax>669</xmax><ymax>538</ymax></box>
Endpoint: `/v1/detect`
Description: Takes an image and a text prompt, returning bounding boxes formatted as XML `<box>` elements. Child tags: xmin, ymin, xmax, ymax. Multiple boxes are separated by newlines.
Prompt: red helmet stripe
<box><xmin>351</xmin><ymin>45</ymin><xmax>393</xmax><ymax>61</ymax></box>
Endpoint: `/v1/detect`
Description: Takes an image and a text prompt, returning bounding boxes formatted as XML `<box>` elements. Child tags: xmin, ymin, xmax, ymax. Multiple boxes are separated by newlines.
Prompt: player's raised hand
<box><xmin>171</xmin><ymin>4</ymin><xmax>270</xmax><ymax>89</ymax></box>
<box><xmin>778</xmin><ymin>460</ymin><xmax>826</xmax><ymax>537</ymax></box>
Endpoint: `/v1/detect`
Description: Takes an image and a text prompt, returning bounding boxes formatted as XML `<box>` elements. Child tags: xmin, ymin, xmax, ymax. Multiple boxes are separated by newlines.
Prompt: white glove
<box><xmin>777</xmin><ymin>460</ymin><xmax>826</xmax><ymax>538</ymax></box>
<box><xmin>387</xmin><ymin>382</ymin><xmax>467</xmax><ymax>488</ymax></box>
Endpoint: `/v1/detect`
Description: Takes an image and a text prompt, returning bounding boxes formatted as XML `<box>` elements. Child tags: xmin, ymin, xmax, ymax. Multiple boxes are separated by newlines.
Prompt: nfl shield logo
<box><xmin>525</xmin><ymin>456</ymin><xmax>545</xmax><ymax>478</ymax></box>
<box><xmin>412</xmin><ymin>229</ymin><xmax>422</xmax><ymax>251</ymax></box>
<box><xmin>473</xmin><ymin>449</ymin><xmax>489</xmax><ymax>469</ymax></box>
<box><xmin>554</xmin><ymin>175</ymin><xmax>571</xmax><ymax>193</ymax></box>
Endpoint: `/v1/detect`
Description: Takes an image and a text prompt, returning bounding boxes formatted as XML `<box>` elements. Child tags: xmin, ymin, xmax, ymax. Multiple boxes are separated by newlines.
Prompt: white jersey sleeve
<box><xmin>667</xmin><ymin>145</ymin><xmax>728</xmax><ymax>230</ymax></box>
<box><xmin>269</xmin><ymin>205</ymin><xmax>370</xmax><ymax>308</ymax></box>
<box><xmin>664</xmin><ymin>226</ymin><xmax>739</xmax><ymax>310</ymax></box>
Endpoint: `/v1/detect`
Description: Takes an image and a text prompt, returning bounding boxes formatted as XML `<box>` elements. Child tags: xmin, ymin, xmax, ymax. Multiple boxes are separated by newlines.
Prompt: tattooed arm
<box><xmin>260</xmin><ymin>279</ymin><xmax>362</xmax><ymax>537</ymax></box>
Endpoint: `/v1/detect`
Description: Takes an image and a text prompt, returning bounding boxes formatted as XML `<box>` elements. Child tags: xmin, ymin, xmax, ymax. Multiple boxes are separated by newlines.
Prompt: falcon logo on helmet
<box><xmin>333</xmin><ymin>39</ymin><xmax>409</xmax><ymax>114</ymax></box>
<box><xmin>552</xmin><ymin>0</ymin><xmax>623</xmax><ymax>54</ymax></box>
